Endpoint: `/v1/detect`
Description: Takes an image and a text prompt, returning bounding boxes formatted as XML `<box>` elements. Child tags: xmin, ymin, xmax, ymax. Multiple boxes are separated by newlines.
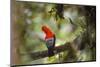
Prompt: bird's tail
<box><xmin>48</xmin><ymin>47</ymin><xmax>54</xmax><ymax>57</ymax></box>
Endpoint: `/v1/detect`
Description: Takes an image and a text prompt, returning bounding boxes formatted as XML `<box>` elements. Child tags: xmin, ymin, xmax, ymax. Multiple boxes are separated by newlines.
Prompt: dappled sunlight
<box><xmin>11</xmin><ymin>1</ymin><xmax>96</xmax><ymax>65</ymax></box>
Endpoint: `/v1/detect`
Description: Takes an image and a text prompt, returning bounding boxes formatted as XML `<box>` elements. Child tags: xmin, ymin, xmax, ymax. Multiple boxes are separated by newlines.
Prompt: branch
<box><xmin>21</xmin><ymin>42</ymin><xmax>78</xmax><ymax>60</ymax></box>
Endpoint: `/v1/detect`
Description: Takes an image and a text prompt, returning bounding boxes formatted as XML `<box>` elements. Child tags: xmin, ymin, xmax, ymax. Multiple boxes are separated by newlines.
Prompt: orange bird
<box><xmin>42</xmin><ymin>25</ymin><xmax>56</xmax><ymax>57</ymax></box>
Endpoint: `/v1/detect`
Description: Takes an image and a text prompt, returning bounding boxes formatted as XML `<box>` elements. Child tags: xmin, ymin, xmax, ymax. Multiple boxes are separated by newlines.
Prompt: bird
<box><xmin>42</xmin><ymin>25</ymin><xmax>56</xmax><ymax>57</ymax></box>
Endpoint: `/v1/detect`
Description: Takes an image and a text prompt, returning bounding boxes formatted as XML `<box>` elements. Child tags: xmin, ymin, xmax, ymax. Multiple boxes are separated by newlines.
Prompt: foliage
<box><xmin>13</xmin><ymin>1</ymin><xmax>96</xmax><ymax>65</ymax></box>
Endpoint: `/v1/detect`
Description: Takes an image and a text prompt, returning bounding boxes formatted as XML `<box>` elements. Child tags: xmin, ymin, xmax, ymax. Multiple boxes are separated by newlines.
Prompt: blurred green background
<box><xmin>11</xmin><ymin>1</ymin><xmax>96</xmax><ymax>65</ymax></box>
